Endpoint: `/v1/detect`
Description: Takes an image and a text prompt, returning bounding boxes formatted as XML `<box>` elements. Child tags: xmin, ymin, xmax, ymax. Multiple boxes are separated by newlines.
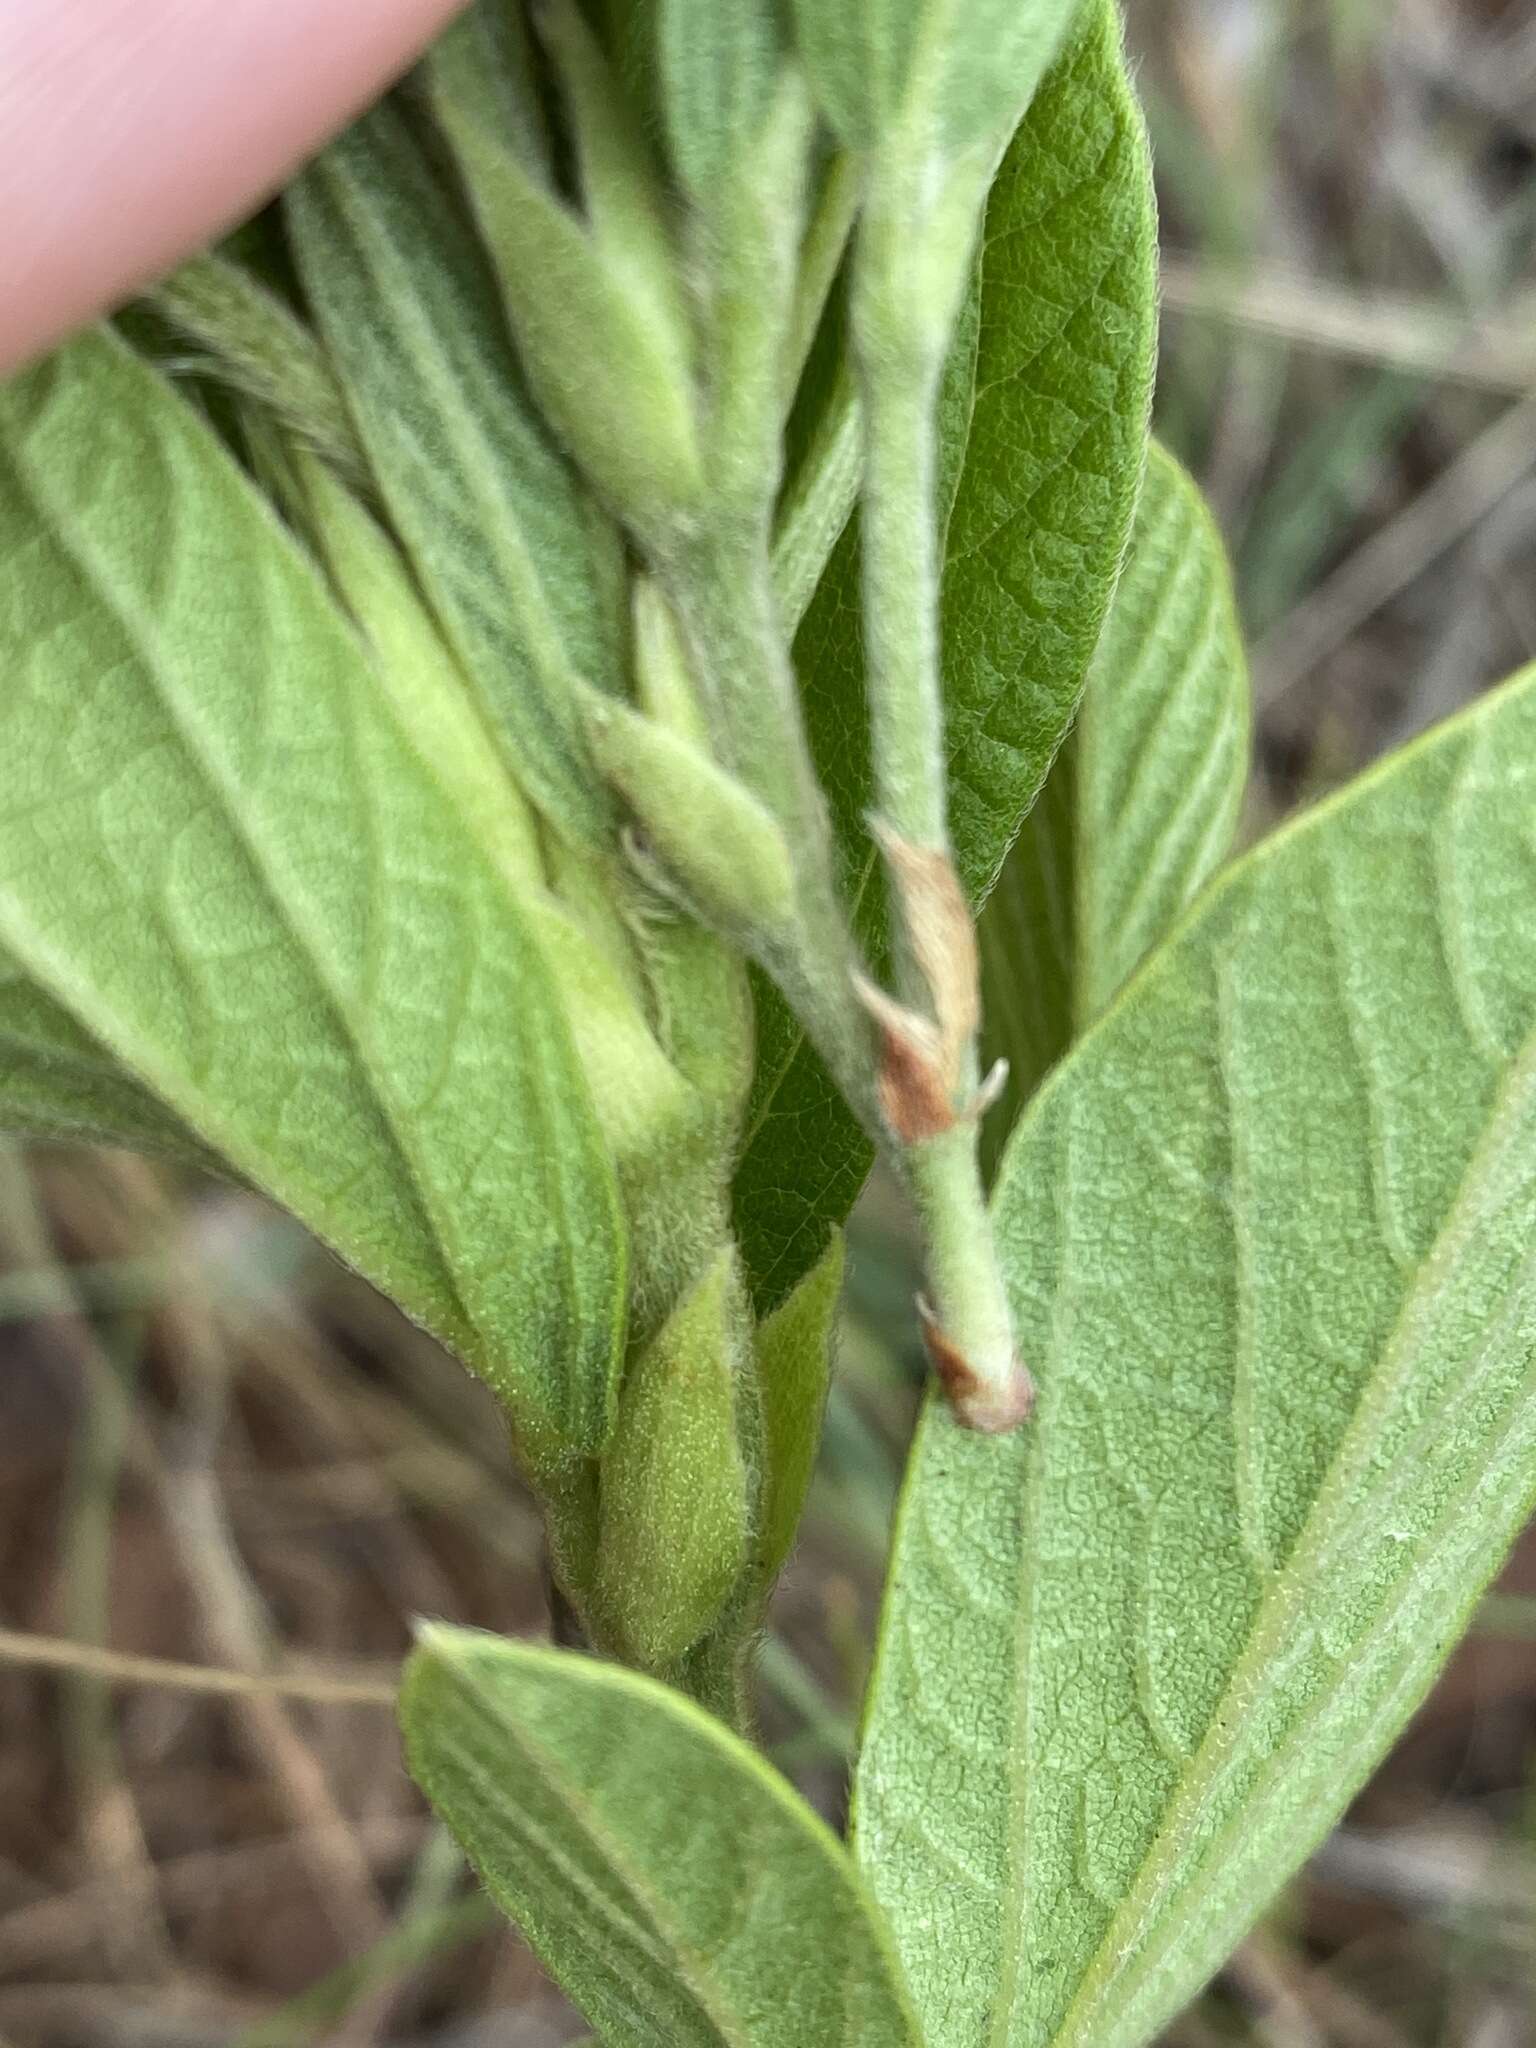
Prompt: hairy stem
<box><xmin>909</xmin><ymin>1123</ymin><xmax>1033</xmax><ymax>1431</ymax></box>
<box><xmin>664</xmin><ymin>527</ymin><xmax>880</xmax><ymax>1136</ymax></box>
<box><xmin>853</xmin><ymin>250</ymin><xmax>1030</xmax><ymax>1431</ymax></box>
<box><xmin>859</xmin><ymin>354</ymin><xmax>949</xmax><ymax>866</ymax></box>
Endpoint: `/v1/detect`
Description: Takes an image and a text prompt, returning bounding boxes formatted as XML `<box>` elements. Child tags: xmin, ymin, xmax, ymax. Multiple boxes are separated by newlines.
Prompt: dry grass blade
<box><xmin>1160</xmin><ymin>259</ymin><xmax>1536</xmax><ymax>395</ymax></box>
<box><xmin>1256</xmin><ymin>393</ymin><xmax>1536</xmax><ymax>704</ymax></box>
<box><xmin>0</xmin><ymin>1626</ymin><xmax>400</xmax><ymax>1708</ymax></box>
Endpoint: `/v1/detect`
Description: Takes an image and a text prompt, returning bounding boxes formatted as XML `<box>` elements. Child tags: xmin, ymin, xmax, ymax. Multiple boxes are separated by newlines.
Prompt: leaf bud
<box><xmin>595</xmin><ymin>1249</ymin><xmax>754</xmax><ymax>1668</ymax></box>
<box><xmin>582</xmin><ymin>691</ymin><xmax>799</xmax><ymax>940</ymax></box>
<box><xmin>426</xmin><ymin>14</ymin><xmax>704</xmax><ymax>541</ymax></box>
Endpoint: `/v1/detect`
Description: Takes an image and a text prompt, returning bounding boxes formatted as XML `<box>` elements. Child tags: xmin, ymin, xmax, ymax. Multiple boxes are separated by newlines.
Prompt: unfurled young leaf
<box><xmin>145</xmin><ymin>249</ymin><xmax>367</xmax><ymax>488</ymax></box>
<box><xmin>659</xmin><ymin>0</ymin><xmax>783</xmax><ymax>208</ymax></box>
<box><xmin>735</xmin><ymin>0</ymin><xmax>1158</xmax><ymax>1310</ymax></box>
<box><xmin>979</xmin><ymin>440</ymin><xmax>1251</xmax><ymax>1133</ymax></box>
<box><xmin>286</xmin><ymin>104</ymin><xmax>624</xmax><ymax>852</ymax></box>
<box><xmin>791</xmin><ymin>0</ymin><xmax>1075</xmax><ymax>165</ymax></box>
<box><xmin>0</xmin><ymin>330</ymin><xmax>626</xmax><ymax>1457</ymax></box>
<box><xmin>426</xmin><ymin>21</ymin><xmax>704</xmax><ymax>541</ymax></box>
<box><xmin>856</xmin><ymin>663</ymin><xmax>1536</xmax><ymax>2048</ymax></box>
<box><xmin>401</xmin><ymin>1628</ymin><xmax>923</xmax><ymax>2047</ymax></box>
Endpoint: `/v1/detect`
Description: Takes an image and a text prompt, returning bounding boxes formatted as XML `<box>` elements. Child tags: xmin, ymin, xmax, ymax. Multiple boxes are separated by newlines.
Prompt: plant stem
<box><xmin>852</xmin><ymin>261</ymin><xmax>1031</xmax><ymax>1432</ymax></box>
<box><xmin>859</xmin><ymin>352</ymin><xmax>949</xmax><ymax>866</ymax></box>
<box><xmin>908</xmin><ymin>1123</ymin><xmax>1032</xmax><ymax>1431</ymax></box>
<box><xmin>669</xmin><ymin>420</ymin><xmax>1029</xmax><ymax>1427</ymax></box>
<box><xmin>664</xmin><ymin>526</ymin><xmax>880</xmax><ymax>1137</ymax></box>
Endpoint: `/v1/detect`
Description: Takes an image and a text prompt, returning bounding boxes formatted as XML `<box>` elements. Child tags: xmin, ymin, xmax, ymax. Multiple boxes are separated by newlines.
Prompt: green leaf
<box><xmin>401</xmin><ymin>1627</ymin><xmax>923</xmax><ymax>2047</ymax></box>
<box><xmin>0</xmin><ymin>330</ymin><xmax>626</xmax><ymax>1456</ymax></box>
<box><xmin>286</xmin><ymin>103</ymin><xmax>624</xmax><ymax>851</ymax></box>
<box><xmin>1074</xmin><ymin>445</ymin><xmax>1251</xmax><ymax>1023</ymax></box>
<box><xmin>856</xmin><ymin>661</ymin><xmax>1536</xmax><ymax>2048</ymax></box>
<box><xmin>145</xmin><ymin>249</ymin><xmax>367</xmax><ymax>488</ymax></box>
<box><xmin>755</xmin><ymin>1229</ymin><xmax>845</xmax><ymax>1582</ymax></box>
<box><xmin>425</xmin><ymin>34</ymin><xmax>705</xmax><ymax>538</ymax></box>
<box><xmin>979</xmin><ymin>441</ymin><xmax>1251</xmax><ymax>1142</ymax></box>
<box><xmin>791</xmin><ymin>0</ymin><xmax>1076</xmax><ymax>166</ymax></box>
<box><xmin>733</xmin><ymin>0</ymin><xmax>1158</xmax><ymax>1311</ymax></box>
<box><xmin>0</xmin><ymin>958</ymin><xmax>213</xmax><ymax>1165</ymax></box>
<box><xmin>268</xmin><ymin>446</ymin><xmax>731</xmax><ymax>1353</ymax></box>
<box><xmin>659</xmin><ymin>0</ymin><xmax>781</xmax><ymax>202</ymax></box>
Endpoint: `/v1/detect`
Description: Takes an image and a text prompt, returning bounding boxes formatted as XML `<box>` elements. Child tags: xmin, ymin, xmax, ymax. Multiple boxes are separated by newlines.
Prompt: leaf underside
<box><xmin>0</xmin><ymin>954</ymin><xmax>213</xmax><ymax>1165</ymax></box>
<box><xmin>402</xmin><ymin>1628</ymin><xmax>922</xmax><ymax>2047</ymax></box>
<box><xmin>856</xmin><ymin>663</ymin><xmax>1536</xmax><ymax>2048</ymax></box>
<box><xmin>1073</xmin><ymin>443</ymin><xmax>1252</xmax><ymax>1026</ymax></box>
<box><xmin>979</xmin><ymin>438</ymin><xmax>1250</xmax><ymax>1146</ymax></box>
<box><xmin>0</xmin><ymin>331</ymin><xmax>626</xmax><ymax>1452</ymax></box>
<box><xmin>286</xmin><ymin>101</ymin><xmax>625</xmax><ymax>852</ymax></box>
<box><xmin>733</xmin><ymin>0</ymin><xmax>1158</xmax><ymax>1313</ymax></box>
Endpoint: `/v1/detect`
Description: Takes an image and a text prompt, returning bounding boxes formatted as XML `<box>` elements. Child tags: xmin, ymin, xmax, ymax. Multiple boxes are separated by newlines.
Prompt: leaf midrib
<box><xmin>986</xmin><ymin>1092</ymin><xmax>1067</xmax><ymax>2045</ymax></box>
<box><xmin>450</xmin><ymin>1653</ymin><xmax>917</xmax><ymax>2048</ymax></box>
<box><xmin>1049</xmin><ymin>1217</ymin><xmax>1536</xmax><ymax>2048</ymax></box>
<box><xmin>439</xmin><ymin>1696</ymin><xmax>739</xmax><ymax>2044</ymax></box>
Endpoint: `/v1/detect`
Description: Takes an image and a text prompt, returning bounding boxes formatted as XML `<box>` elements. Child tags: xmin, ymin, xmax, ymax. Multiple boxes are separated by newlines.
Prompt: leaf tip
<box><xmin>405</xmin><ymin>1618</ymin><xmax>488</xmax><ymax>1679</ymax></box>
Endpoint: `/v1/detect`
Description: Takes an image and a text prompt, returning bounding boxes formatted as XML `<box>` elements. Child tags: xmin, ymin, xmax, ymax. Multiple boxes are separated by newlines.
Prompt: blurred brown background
<box><xmin>4</xmin><ymin>1</ymin><xmax>1536</xmax><ymax>2041</ymax></box>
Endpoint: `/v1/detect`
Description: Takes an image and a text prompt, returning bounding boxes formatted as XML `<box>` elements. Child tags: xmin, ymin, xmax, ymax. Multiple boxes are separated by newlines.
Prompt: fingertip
<box><xmin>0</xmin><ymin>0</ymin><xmax>468</xmax><ymax>373</ymax></box>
